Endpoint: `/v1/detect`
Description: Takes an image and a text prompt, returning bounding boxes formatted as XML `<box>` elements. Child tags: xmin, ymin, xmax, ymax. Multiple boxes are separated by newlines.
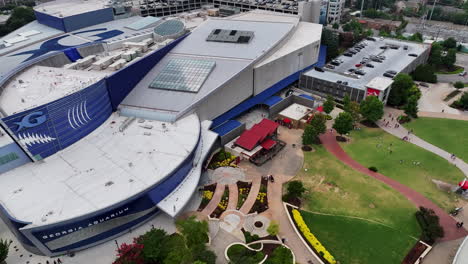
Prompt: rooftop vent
<box><xmin>206</xmin><ymin>29</ymin><xmax>254</xmax><ymax>44</ymax></box>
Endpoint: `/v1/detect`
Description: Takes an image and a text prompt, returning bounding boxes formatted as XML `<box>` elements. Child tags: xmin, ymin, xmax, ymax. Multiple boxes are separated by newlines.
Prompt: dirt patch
<box><xmin>432</xmin><ymin>179</ymin><xmax>457</xmax><ymax>192</ymax></box>
<box><xmin>369</xmin><ymin>203</ymin><xmax>376</xmax><ymax>208</ymax></box>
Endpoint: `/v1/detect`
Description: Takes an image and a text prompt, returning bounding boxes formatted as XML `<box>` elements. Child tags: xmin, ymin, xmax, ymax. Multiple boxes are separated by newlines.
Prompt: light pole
<box><xmin>360</xmin><ymin>0</ymin><xmax>365</xmax><ymax>18</ymax></box>
<box><xmin>428</xmin><ymin>0</ymin><xmax>437</xmax><ymax>21</ymax></box>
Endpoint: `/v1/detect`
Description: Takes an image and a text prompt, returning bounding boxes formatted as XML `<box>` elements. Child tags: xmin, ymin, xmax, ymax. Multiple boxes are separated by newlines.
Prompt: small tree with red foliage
<box><xmin>113</xmin><ymin>240</ymin><xmax>145</xmax><ymax>264</ymax></box>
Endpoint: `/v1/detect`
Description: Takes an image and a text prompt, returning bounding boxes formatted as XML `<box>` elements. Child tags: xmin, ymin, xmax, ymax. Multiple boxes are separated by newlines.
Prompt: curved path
<box><xmin>320</xmin><ymin>130</ymin><xmax>468</xmax><ymax>241</ymax></box>
<box><xmin>380</xmin><ymin>108</ymin><xmax>468</xmax><ymax>177</ymax></box>
<box><xmin>201</xmin><ymin>183</ymin><xmax>226</xmax><ymax>216</ymax></box>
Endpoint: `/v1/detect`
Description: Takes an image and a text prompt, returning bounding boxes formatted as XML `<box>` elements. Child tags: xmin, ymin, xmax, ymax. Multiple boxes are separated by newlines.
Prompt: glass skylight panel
<box><xmin>149</xmin><ymin>58</ymin><xmax>215</xmax><ymax>93</ymax></box>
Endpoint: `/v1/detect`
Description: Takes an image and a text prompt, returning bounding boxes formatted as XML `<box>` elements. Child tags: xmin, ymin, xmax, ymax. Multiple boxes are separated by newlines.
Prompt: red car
<box><xmin>355</xmin><ymin>63</ymin><xmax>362</xmax><ymax>67</ymax></box>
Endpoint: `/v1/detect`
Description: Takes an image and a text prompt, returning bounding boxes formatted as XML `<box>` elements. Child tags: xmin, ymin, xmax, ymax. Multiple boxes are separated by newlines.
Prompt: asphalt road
<box><xmin>437</xmin><ymin>53</ymin><xmax>468</xmax><ymax>83</ymax></box>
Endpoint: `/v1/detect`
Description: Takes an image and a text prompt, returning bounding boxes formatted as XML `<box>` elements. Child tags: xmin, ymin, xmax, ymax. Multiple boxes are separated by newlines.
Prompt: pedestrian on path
<box><xmin>457</xmin><ymin>222</ymin><xmax>464</xmax><ymax>228</ymax></box>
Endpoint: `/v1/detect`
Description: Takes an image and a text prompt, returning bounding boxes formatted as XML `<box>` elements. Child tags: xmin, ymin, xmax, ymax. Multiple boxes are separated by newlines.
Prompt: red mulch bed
<box><xmin>197</xmin><ymin>183</ymin><xmax>217</xmax><ymax>211</ymax></box>
<box><xmin>402</xmin><ymin>241</ymin><xmax>428</xmax><ymax>264</ymax></box>
<box><xmin>249</xmin><ymin>177</ymin><xmax>269</xmax><ymax>214</ymax></box>
<box><xmin>261</xmin><ymin>243</ymin><xmax>280</xmax><ymax>256</ymax></box>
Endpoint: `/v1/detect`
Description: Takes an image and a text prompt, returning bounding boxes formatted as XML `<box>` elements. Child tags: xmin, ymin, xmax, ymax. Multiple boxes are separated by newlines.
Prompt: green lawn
<box><xmin>404</xmin><ymin>117</ymin><xmax>468</xmax><ymax>162</ymax></box>
<box><xmin>341</xmin><ymin>127</ymin><xmax>463</xmax><ymax>210</ymax></box>
<box><xmin>436</xmin><ymin>65</ymin><xmax>464</xmax><ymax>75</ymax></box>
<box><xmin>300</xmin><ymin>211</ymin><xmax>417</xmax><ymax>264</ymax></box>
<box><xmin>296</xmin><ymin>146</ymin><xmax>421</xmax><ymax>236</ymax></box>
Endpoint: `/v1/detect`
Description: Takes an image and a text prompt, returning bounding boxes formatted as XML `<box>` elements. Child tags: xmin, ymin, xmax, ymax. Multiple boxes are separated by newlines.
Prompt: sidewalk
<box><xmin>319</xmin><ymin>130</ymin><xmax>468</xmax><ymax>241</ymax></box>
<box><xmin>379</xmin><ymin>108</ymin><xmax>468</xmax><ymax>177</ymax></box>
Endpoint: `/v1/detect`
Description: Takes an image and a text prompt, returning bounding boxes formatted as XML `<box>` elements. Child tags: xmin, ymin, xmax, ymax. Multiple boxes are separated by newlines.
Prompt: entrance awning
<box><xmin>261</xmin><ymin>139</ymin><xmax>277</xmax><ymax>150</ymax></box>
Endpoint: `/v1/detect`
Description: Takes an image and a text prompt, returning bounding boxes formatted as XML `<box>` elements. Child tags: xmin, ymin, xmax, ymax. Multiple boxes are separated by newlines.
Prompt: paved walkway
<box><xmin>227</xmin><ymin>184</ymin><xmax>238</xmax><ymax>211</ymax></box>
<box><xmin>202</xmin><ymin>183</ymin><xmax>226</xmax><ymax>216</ymax></box>
<box><xmin>319</xmin><ymin>130</ymin><xmax>468</xmax><ymax>241</ymax></box>
<box><xmin>419</xmin><ymin>111</ymin><xmax>468</xmax><ymax>121</ymax></box>
<box><xmin>239</xmin><ymin>176</ymin><xmax>261</xmax><ymax>214</ymax></box>
<box><xmin>422</xmin><ymin>237</ymin><xmax>465</xmax><ymax>264</ymax></box>
<box><xmin>379</xmin><ymin>108</ymin><xmax>468</xmax><ymax>177</ymax></box>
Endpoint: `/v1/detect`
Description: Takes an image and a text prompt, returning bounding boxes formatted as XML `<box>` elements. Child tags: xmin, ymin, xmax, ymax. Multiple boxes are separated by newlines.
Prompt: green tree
<box><xmin>388</xmin><ymin>73</ymin><xmax>415</xmax><ymax>106</ymax></box>
<box><xmin>343</xmin><ymin>94</ymin><xmax>351</xmax><ymax>111</ymax></box>
<box><xmin>194</xmin><ymin>261</ymin><xmax>207</xmax><ymax>264</ymax></box>
<box><xmin>323</xmin><ymin>95</ymin><xmax>335</xmax><ymax>114</ymax></box>
<box><xmin>267</xmin><ymin>221</ymin><xmax>280</xmax><ymax>236</ymax></box>
<box><xmin>302</xmin><ymin>113</ymin><xmax>326</xmax><ymax>144</ymax></box>
<box><xmin>164</xmin><ymin>246</ymin><xmax>192</xmax><ymax>264</ymax></box>
<box><xmin>0</xmin><ymin>239</ymin><xmax>12</xmax><ymax>263</ymax></box>
<box><xmin>404</xmin><ymin>95</ymin><xmax>419</xmax><ymax>118</ymax></box>
<box><xmin>408</xmin><ymin>32</ymin><xmax>423</xmax><ymax>42</ymax></box>
<box><xmin>176</xmin><ymin>216</ymin><xmax>209</xmax><ymax>249</ymax></box>
<box><xmin>138</xmin><ymin>228</ymin><xmax>168</xmax><ymax>263</ymax></box>
<box><xmin>0</xmin><ymin>7</ymin><xmax>35</xmax><ymax>37</ymax></box>
<box><xmin>264</xmin><ymin>246</ymin><xmax>293</xmax><ymax>264</ymax></box>
<box><xmin>429</xmin><ymin>42</ymin><xmax>443</xmax><ymax>67</ymax></box>
<box><xmin>347</xmin><ymin>101</ymin><xmax>361</xmax><ymax>122</ymax></box>
<box><xmin>287</xmin><ymin>180</ymin><xmax>306</xmax><ymax>198</ymax></box>
<box><xmin>321</xmin><ymin>29</ymin><xmax>340</xmax><ymax>61</ymax></box>
<box><xmin>412</xmin><ymin>64</ymin><xmax>437</xmax><ymax>83</ymax></box>
<box><xmin>332</xmin><ymin>22</ymin><xmax>339</xmax><ymax>29</ymax></box>
<box><xmin>333</xmin><ymin>112</ymin><xmax>354</xmax><ymax>136</ymax></box>
<box><xmin>454</xmin><ymin>81</ymin><xmax>465</xmax><ymax>89</ymax></box>
<box><xmin>452</xmin><ymin>92</ymin><xmax>468</xmax><ymax>110</ymax></box>
<box><xmin>408</xmin><ymin>85</ymin><xmax>422</xmax><ymax>100</ymax></box>
<box><xmin>192</xmin><ymin>246</ymin><xmax>216</xmax><ymax>264</ymax></box>
<box><xmin>360</xmin><ymin>96</ymin><xmax>384</xmax><ymax>123</ymax></box>
<box><xmin>442</xmin><ymin>48</ymin><xmax>457</xmax><ymax>68</ymax></box>
<box><xmin>443</xmin><ymin>37</ymin><xmax>457</xmax><ymax>49</ymax></box>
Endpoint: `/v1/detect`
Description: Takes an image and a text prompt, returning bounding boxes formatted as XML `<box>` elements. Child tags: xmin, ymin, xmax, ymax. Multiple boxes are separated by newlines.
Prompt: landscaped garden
<box><xmin>226</xmin><ymin>243</ymin><xmax>293</xmax><ymax>264</ymax></box>
<box><xmin>293</xmin><ymin>145</ymin><xmax>421</xmax><ymax>263</ymax></box>
<box><xmin>210</xmin><ymin>186</ymin><xmax>229</xmax><ymax>218</ymax></box>
<box><xmin>249</xmin><ymin>177</ymin><xmax>268</xmax><ymax>214</ymax></box>
<box><xmin>237</xmin><ymin>181</ymin><xmax>252</xmax><ymax>210</ymax></box>
<box><xmin>340</xmin><ymin>126</ymin><xmax>464</xmax><ymax>210</ymax></box>
<box><xmin>403</xmin><ymin>117</ymin><xmax>468</xmax><ymax>162</ymax></box>
<box><xmin>198</xmin><ymin>183</ymin><xmax>216</xmax><ymax>211</ymax></box>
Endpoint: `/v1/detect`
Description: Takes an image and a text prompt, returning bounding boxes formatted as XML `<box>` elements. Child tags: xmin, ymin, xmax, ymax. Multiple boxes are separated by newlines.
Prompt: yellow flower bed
<box><xmin>218</xmin><ymin>198</ymin><xmax>228</xmax><ymax>210</ymax></box>
<box><xmin>292</xmin><ymin>209</ymin><xmax>337</xmax><ymax>264</ymax></box>
<box><xmin>203</xmin><ymin>190</ymin><xmax>213</xmax><ymax>200</ymax></box>
<box><xmin>256</xmin><ymin>192</ymin><xmax>267</xmax><ymax>203</ymax></box>
<box><xmin>213</xmin><ymin>155</ymin><xmax>237</xmax><ymax>168</ymax></box>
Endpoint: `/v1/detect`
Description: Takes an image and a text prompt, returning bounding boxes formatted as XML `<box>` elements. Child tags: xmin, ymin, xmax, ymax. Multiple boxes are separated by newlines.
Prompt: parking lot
<box><xmin>311</xmin><ymin>37</ymin><xmax>429</xmax><ymax>89</ymax></box>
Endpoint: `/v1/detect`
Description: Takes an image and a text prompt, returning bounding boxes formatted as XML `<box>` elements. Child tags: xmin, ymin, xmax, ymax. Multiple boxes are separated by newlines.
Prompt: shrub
<box><xmin>267</xmin><ymin>221</ymin><xmax>280</xmax><ymax>236</ymax></box>
<box><xmin>244</xmin><ymin>231</ymin><xmax>260</xmax><ymax>243</ymax></box>
<box><xmin>227</xmin><ymin>244</ymin><xmax>265</xmax><ymax>264</ymax></box>
<box><xmin>264</xmin><ymin>246</ymin><xmax>293</xmax><ymax>264</ymax></box>
<box><xmin>0</xmin><ymin>239</ymin><xmax>12</xmax><ymax>263</ymax></box>
<box><xmin>291</xmin><ymin>209</ymin><xmax>337</xmax><ymax>264</ymax></box>
<box><xmin>302</xmin><ymin>145</ymin><xmax>312</xmax><ymax>151</ymax></box>
<box><xmin>415</xmin><ymin>207</ymin><xmax>444</xmax><ymax>244</ymax></box>
<box><xmin>368</xmin><ymin>166</ymin><xmax>378</xmax><ymax>172</ymax></box>
<box><xmin>412</xmin><ymin>64</ymin><xmax>437</xmax><ymax>83</ymax></box>
<box><xmin>398</xmin><ymin>115</ymin><xmax>411</xmax><ymax>124</ymax></box>
<box><xmin>454</xmin><ymin>81</ymin><xmax>464</xmax><ymax>89</ymax></box>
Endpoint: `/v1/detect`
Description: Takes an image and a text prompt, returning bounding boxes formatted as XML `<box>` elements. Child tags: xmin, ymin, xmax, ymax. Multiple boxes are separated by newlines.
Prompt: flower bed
<box><xmin>197</xmin><ymin>183</ymin><xmax>216</xmax><ymax>211</ymax></box>
<box><xmin>290</xmin><ymin>208</ymin><xmax>337</xmax><ymax>264</ymax></box>
<box><xmin>402</xmin><ymin>241</ymin><xmax>429</xmax><ymax>264</ymax></box>
<box><xmin>236</xmin><ymin>181</ymin><xmax>252</xmax><ymax>210</ymax></box>
<box><xmin>208</xmin><ymin>149</ymin><xmax>238</xmax><ymax>170</ymax></box>
<box><xmin>210</xmin><ymin>186</ymin><xmax>229</xmax><ymax>218</ymax></box>
<box><xmin>249</xmin><ymin>178</ymin><xmax>269</xmax><ymax>214</ymax></box>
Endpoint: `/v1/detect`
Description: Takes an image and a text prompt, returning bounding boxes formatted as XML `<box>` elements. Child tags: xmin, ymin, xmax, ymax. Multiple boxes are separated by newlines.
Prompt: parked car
<box><xmin>403</xmin><ymin>45</ymin><xmax>408</xmax><ymax>50</ymax></box>
<box><xmin>331</xmin><ymin>61</ymin><xmax>340</xmax><ymax>66</ymax></box>
<box><xmin>348</xmin><ymin>68</ymin><xmax>356</xmax><ymax>72</ymax></box>
<box><xmin>386</xmin><ymin>70</ymin><xmax>397</xmax><ymax>75</ymax></box>
<box><xmin>408</xmin><ymin>53</ymin><xmax>418</xmax><ymax>57</ymax></box>
<box><xmin>367</xmin><ymin>37</ymin><xmax>376</xmax><ymax>41</ymax></box>
<box><xmin>349</xmin><ymin>50</ymin><xmax>357</xmax><ymax>54</ymax></box>
<box><xmin>355</xmin><ymin>70</ymin><xmax>366</xmax><ymax>75</ymax></box>
<box><xmin>315</xmin><ymin>67</ymin><xmax>324</xmax><ymax>72</ymax></box>
<box><xmin>459</xmin><ymin>71</ymin><xmax>467</xmax><ymax>76</ymax></box>
<box><xmin>325</xmin><ymin>64</ymin><xmax>335</xmax><ymax>69</ymax></box>
<box><xmin>380</xmin><ymin>46</ymin><xmax>387</xmax><ymax>49</ymax></box>
<box><xmin>343</xmin><ymin>53</ymin><xmax>353</xmax><ymax>57</ymax></box>
<box><xmin>355</xmin><ymin>63</ymin><xmax>362</xmax><ymax>67</ymax></box>
<box><xmin>383</xmin><ymin>72</ymin><xmax>395</xmax><ymax>78</ymax></box>
<box><xmin>365</xmin><ymin>63</ymin><xmax>374</xmax><ymax>68</ymax></box>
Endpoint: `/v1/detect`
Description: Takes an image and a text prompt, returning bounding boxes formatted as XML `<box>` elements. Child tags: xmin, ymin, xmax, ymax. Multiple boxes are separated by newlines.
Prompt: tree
<box><xmin>264</xmin><ymin>246</ymin><xmax>293</xmax><ymax>264</ymax></box>
<box><xmin>302</xmin><ymin>114</ymin><xmax>327</xmax><ymax>144</ymax></box>
<box><xmin>412</xmin><ymin>64</ymin><xmax>437</xmax><ymax>83</ymax></box>
<box><xmin>332</xmin><ymin>22</ymin><xmax>339</xmax><ymax>29</ymax></box>
<box><xmin>287</xmin><ymin>180</ymin><xmax>306</xmax><ymax>198</ymax></box>
<box><xmin>0</xmin><ymin>239</ymin><xmax>12</xmax><ymax>263</ymax></box>
<box><xmin>192</xmin><ymin>247</ymin><xmax>216</xmax><ymax>264</ymax></box>
<box><xmin>321</xmin><ymin>29</ymin><xmax>340</xmax><ymax>61</ymax></box>
<box><xmin>194</xmin><ymin>261</ymin><xmax>207</xmax><ymax>264</ymax></box>
<box><xmin>176</xmin><ymin>216</ymin><xmax>209</xmax><ymax>249</ymax></box>
<box><xmin>267</xmin><ymin>221</ymin><xmax>280</xmax><ymax>236</ymax></box>
<box><xmin>333</xmin><ymin>112</ymin><xmax>354</xmax><ymax>136</ymax></box>
<box><xmin>347</xmin><ymin>101</ymin><xmax>361</xmax><ymax>122</ymax></box>
<box><xmin>138</xmin><ymin>228</ymin><xmax>168</xmax><ymax>263</ymax></box>
<box><xmin>343</xmin><ymin>94</ymin><xmax>351</xmax><ymax>111</ymax></box>
<box><xmin>442</xmin><ymin>48</ymin><xmax>456</xmax><ymax>69</ymax></box>
<box><xmin>454</xmin><ymin>81</ymin><xmax>465</xmax><ymax>89</ymax></box>
<box><xmin>429</xmin><ymin>42</ymin><xmax>443</xmax><ymax>67</ymax></box>
<box><xmin>452</xmin><ymin>92</ymin><xmax>468</xmax><ymax>110</ymax></box>
<box><xmin>443</xmin><ymin>37</ymin><xmax>457</xmax><ymax>49</ymax></box>
<box><xmin>0</xmin><ymin>7</ymin><xmax>35</xmax><ymax>37</ymax></box>
<box><xmin>404</xmin><ymin>95</ymin><xmax>419</xmax><ymax>118</ymax></box>
<box><xmin>408</xmin><ymin>32</ymin><xmax>423</xmax><ymax>43</ymax></box>
<box><xmin>323</xmin><ymin>95</ymin><xmax>335</xmax><ymax>114</ymax></box>
<box><xmin>388</xmin><ymin>73</ymin><xmax>415</xmax><ymax>106</ymax></box>
<box><xmin>360</xmin><ymin>96</ymin><xmax>384</xmax><ymax>123</ymax></box>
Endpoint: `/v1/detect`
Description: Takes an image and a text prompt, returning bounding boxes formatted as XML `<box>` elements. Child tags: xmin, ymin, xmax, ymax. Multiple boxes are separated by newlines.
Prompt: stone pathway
<box><xmin>227</xmin><ymin>184</ymin><xmax>238</xmax><ymax>210</ymax></box>
<box><xmin>202</xmin><ymin>183</ymin><xmax>226</xmax><ymax>216</ymax></box>
<box><xmin>422</xmin><ymin>238</ymin><xmax>465</xmax><ymax>264</ymax></box>
<box><xmin>319</xmin><ymin>130</ymin><xmax>468</xmax><ymax>241</ymax></box>
<box><xmin>379</xmin><ymin>108</ymin><xmax>468</xmax><ymax>177</ymax></box>
<box><xmin>239</xmin><ymin>176</ymin><xmax>261</xmax><ymax>214</ymax></box>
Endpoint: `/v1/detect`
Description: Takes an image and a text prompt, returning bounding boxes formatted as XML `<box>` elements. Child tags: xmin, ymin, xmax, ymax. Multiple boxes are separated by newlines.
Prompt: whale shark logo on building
<box><xmin>14</xmin><ymin>111</ymin><xmax>47</xmax><ymax>132</ymax></box>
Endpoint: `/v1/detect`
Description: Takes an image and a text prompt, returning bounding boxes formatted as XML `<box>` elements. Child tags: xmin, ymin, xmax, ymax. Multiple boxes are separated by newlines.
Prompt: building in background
<box><xmin>326</xmin><ymin>0</ymin><xmax>344</xmax><ymax>24</ymax></box>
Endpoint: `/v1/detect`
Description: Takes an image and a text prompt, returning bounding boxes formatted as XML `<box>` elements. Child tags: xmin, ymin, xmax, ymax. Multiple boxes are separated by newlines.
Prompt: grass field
<box><xmin>340</xmin><ymin>127</ymin><xmax>463</xmax><ymax>210</ymax></box>
<box><xmin>300</xmin><ymin>211</ymin><xmax>418</xmax><ymax>264</ymax></box>
<box><xmin>296</xmin><ymin>146</ymin><xmax>421</xmax><ymax>236</ymax></box>
<box><xmin>403</xmin><ymin>117</ymin><xmax>468</xmax><ymax>162</ymax></box>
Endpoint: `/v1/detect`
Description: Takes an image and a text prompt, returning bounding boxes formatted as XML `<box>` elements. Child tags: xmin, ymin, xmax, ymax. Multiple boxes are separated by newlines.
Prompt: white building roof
<box><xmin>278</xmin><ymin>103</ymin><xmax>312</xmax><ymax>121</ymax></box>
<box><xmin>365</xmin><ymin>76</ymin><xmax>394</xmax><ymax>91</ymax></box>
<box><xmin>34</xmin><ymin>0</ymin><xmax>107</xmax><ymax>18</ymax></box>
<box><xmin>0</xmin><ymin>66</ymin><xmax>108</xmax><ymax>115</ymax></box>
<box><xmin>0</xmin><ymin>113</ymin><xmax>200</xmax><ymax>226</ymax></box>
